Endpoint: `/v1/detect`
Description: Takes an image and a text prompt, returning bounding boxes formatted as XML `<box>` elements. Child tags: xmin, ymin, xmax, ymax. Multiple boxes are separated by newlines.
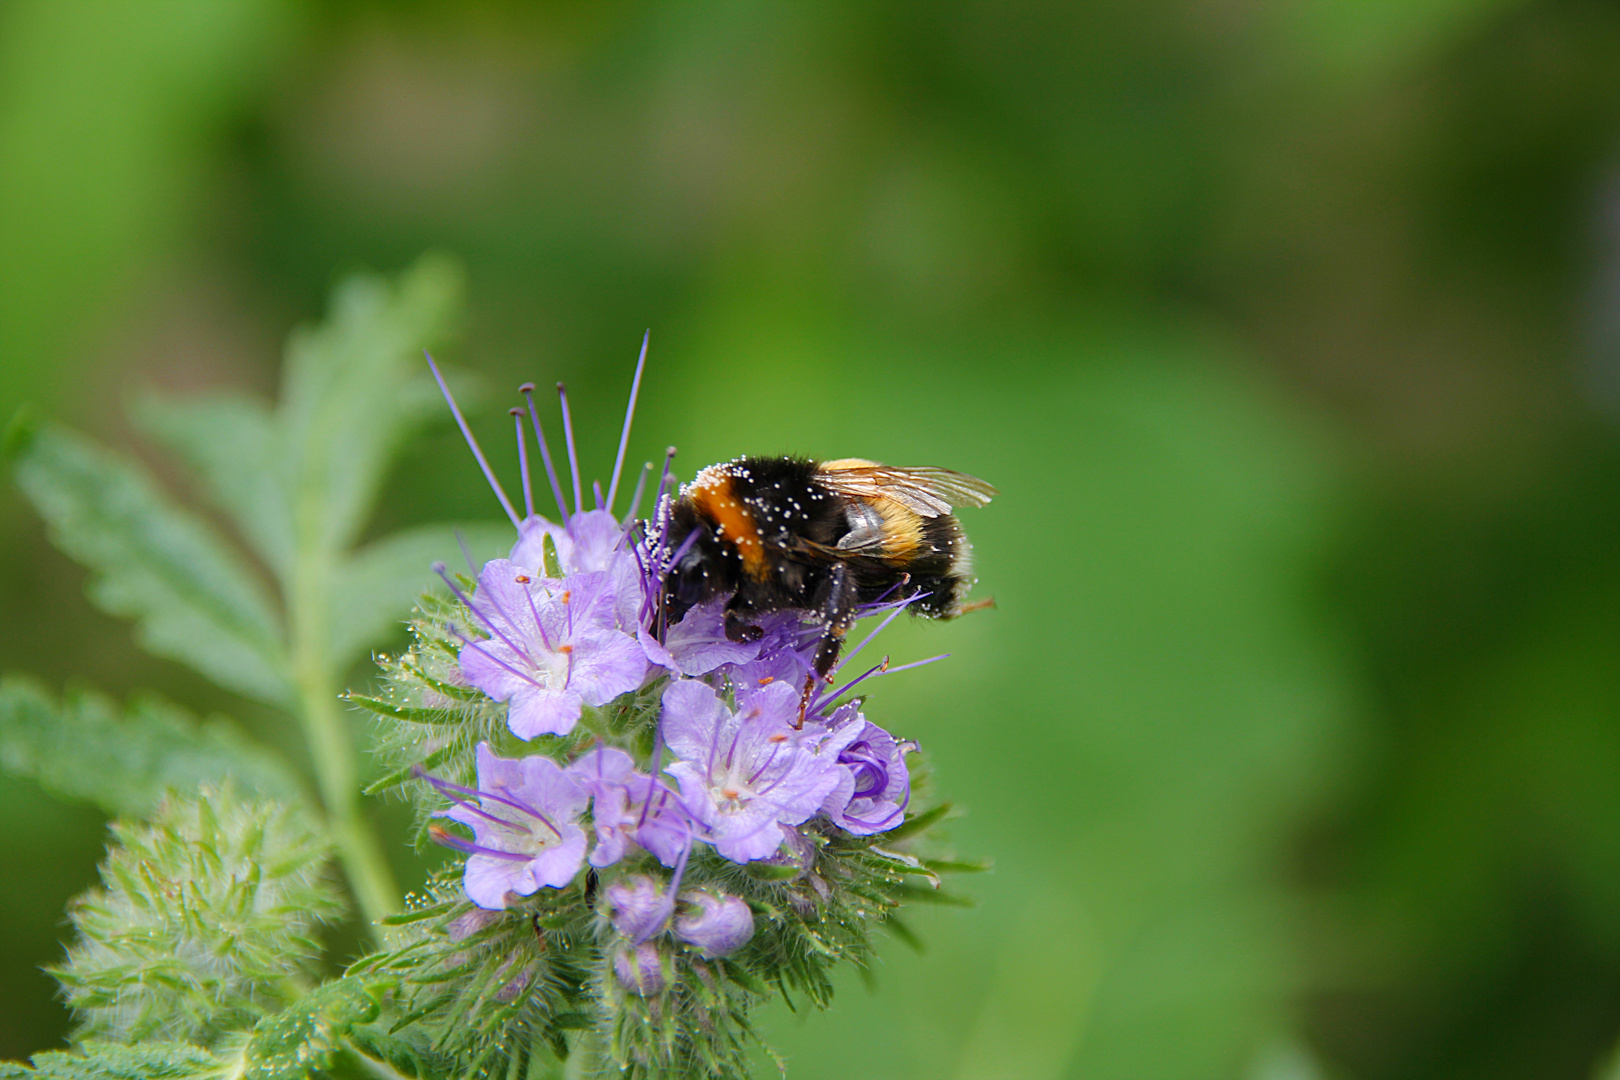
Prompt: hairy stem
<box><xmin>562</xmin><ymin>1030</ymin><xmax>611</xmax><ymax>1080</ymax></box>
<box><xmin>290</xmin><ymin>543</ymin><xmax>400</xmax><ymax>936</ymax></box>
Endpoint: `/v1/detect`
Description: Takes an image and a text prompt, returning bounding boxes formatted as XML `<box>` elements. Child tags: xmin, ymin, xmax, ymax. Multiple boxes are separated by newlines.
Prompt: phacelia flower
<box><xmin>426</xmin><ymin>743</ymin><xmax>590</xmax><ymax>909</ymax></box>
<box><xmin>674</xmin><ymin>891</ymin><xmax>754</xmax><ymax>957</ymax></box>
<box><xmin>407</xmin><ymin>339</ymin><xmax>977</xmax><ymax>1075</ymax></box>
<box><xmin>819</xmin><ymin>703</ymin><xmax>915</xmax><ymax>835</ymax></box>
<box><xmin>452</xmin><ymin>560</ymin><xmax>648</xmax><ymax>739</ymax></box>
<box><xmin>569</xmin><ymin>745</ymin><xmax>691</xmax><ymax>868</ymax></box>
<box><xmin>661</xmin><ymin>679</ymin><xmax>845</xmax><ymax>863</ymax></box>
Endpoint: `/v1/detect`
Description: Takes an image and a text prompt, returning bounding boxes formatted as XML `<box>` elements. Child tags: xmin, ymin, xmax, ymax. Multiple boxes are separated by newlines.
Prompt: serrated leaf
<box><xmin>10</xmin><ymin>423</ymin><xmax>292</xmax><ymax>708</ymax></box>
<box><xmin>6</xmin><ymin>1041</ymin><xmax>228</xmax><ymax>1080</ymax></box>
<box><xmin>133</xmin><ymin>392</ymin><xmax>293</xmax><ymax>580</ymax></box>
<box><xmin>0</xmin><ymin>676</ymin><xmax>305</xmax><ymax>817</ymax></box>
<box><xmin>278</xmin><ymin>254</ymin><xmax>465</xmax><ymax>555</ymax></box>
<box><xmin>328</xmin><ymin>521</ymin><xmax>512</xmax><ymax>669</ymax></box>
<box><xmin>241</xmin><ymin>977</ymin><xmax>387</xmax><ymax>1080</ymax></box>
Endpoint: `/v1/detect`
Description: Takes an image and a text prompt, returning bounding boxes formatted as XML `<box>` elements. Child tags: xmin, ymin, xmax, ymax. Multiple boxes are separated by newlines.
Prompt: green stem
<box><xmin>289</xmin><ymin>541</ymin><xmax>400</xmax><ymax>937</ymax></box>
<box><xmin>561</xmin><ymin>1030</ymin><xmax>610</xmax><ymax>1080</ymax></box>
<box><xmin>296</xmin><ymin>664</ymin><xmax>400</xmax><ymax>933</ymax></box>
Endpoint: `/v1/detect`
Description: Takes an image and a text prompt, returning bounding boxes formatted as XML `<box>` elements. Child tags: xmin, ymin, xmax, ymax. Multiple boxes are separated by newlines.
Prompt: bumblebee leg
<box><xmin>797</xmin><ymin>562</ymin><xmax>856</xmax><ymax>727</ymax></box>
<box><xmin>723</xmin><ymin>605</ymin><xmax>764</xmax><ymax>644</ymax></box>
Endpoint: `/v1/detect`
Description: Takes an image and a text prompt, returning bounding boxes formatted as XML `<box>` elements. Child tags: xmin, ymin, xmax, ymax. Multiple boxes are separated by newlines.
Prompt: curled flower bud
<box><xmin>613</xmin><ymin>943</ymin><xmax>666</xmax><ymax>996</ymax></box>
<box><xmin>675</xmin><ymin>891</ymin><xmax>754</xmax><ymax>958</ymax></box>
<box><xmin>820</xmin><ymin>706</ymin><xmax>915</xmax><ymax>836</ymax></box>
<box><xmin>604</xmin><ymin>875</ymin><xmax>671</xmax><ymax>943</ymax></box>
<box><xmin>446</xmin><ymin>907</ymin><xmax>501</xmax><ymax>943</ymax></box>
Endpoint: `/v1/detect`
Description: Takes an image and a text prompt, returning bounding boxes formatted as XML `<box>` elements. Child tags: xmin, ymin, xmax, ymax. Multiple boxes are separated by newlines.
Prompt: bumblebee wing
<box><xmin>816</xmin><ymin>464</ymin><xmax>998</xmax><ymax>518</ymax></box>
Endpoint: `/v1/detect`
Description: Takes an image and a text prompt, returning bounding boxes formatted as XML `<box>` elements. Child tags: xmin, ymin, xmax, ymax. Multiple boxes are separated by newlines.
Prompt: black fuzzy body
<box><xmin>659</xmin><ymin>456</ymin><xmax>973</xmax><ymax>677</ymax></box>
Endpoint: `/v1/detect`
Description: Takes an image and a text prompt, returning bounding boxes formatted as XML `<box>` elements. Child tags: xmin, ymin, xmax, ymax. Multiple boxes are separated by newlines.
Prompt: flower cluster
<box><xmin>354</xmin><ymin>345</ymin><xmax>960</xmax><ymax>1078</ymax></box>
<box><xmin>421</xmin><ymin>348</ymin><xmax>921</xmax><ymax>915</ymax></box>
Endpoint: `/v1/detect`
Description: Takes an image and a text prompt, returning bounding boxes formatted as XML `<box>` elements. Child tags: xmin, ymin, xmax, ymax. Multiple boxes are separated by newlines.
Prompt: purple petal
<box><xmin>509</xmin><ymin>517</ymin><xmax>568</xmax><ymax>576</ymax></box>
<box><xmin>569</xmin><ymin>629</ymin><xmax>652</xmax><ymax>707</ymax></box>
<box><xmin>464</xmin><ymin>854</ymin><xmax>531</xmax><ymax>909</ymax></box>
<box><xmin>661</xmin><ymin>600</ymin><xmax>762</xmax><ymax>675</ymax></box>
<box><xmin>526</xmin><ymin>828</ymin><xmax>588</xmax><ymax>888</ymax></box>
<box><xmin>563</xmin><ymin>510</ymin><xmax>625</xmax><ymax>573</ymax></box>
<box><xmin>507</xmin><ymin>685</ymin><xmax>585</xmax><ymax>739</ymax></box>
<box><xmin>659</xmin><ymin>680</ymin><xmax>732</xmax><ymax>763</ymax></box>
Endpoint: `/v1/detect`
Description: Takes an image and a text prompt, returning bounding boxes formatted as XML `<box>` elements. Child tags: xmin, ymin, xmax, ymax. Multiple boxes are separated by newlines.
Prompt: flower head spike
<box><xmin>425</xmin><ymin>743</ymin><xmax>590</xmax><ymax>909</ymax></box>
<box><xmin>362</xmin><ymin>334</ymin><xmax>983</xmax><ymax>1077</ymax></box>
<box><xmin>661</xmin><ymin>679</ymin><xmax>846</xmax><ymax>862</ymax></box>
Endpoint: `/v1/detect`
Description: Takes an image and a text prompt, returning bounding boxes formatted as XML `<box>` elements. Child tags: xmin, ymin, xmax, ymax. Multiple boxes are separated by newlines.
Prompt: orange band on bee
<box><xmin>690</xmin><ymin>471</ymin><xmax>768</xmax><ymax>579</ymax></box>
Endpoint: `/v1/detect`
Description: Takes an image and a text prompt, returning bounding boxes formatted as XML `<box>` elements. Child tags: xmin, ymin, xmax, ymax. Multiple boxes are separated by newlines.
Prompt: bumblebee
<box><xmin>659</xmin><ymin>456</ymin><xmax>995</xmax><ymax>716</ymax></box>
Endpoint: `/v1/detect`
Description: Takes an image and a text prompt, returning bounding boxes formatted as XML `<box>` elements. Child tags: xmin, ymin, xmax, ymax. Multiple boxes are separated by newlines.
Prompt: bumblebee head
<box><xmin>659</xmin><ymin>500</ymin><xmax>730</xmax><ymax>624</ymax></box>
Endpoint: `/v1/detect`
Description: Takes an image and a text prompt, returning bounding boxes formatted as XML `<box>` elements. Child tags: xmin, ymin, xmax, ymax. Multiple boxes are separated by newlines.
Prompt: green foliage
<box><xmin>8</xmin><ymin>417</ymin><xmax>292</xmax><ymax>708</ymax></box>
<box><xmin>0</xmin><ymin>1041</ymin><xmax>230</xmax><ymax>1080</ymax></box>
<box><xmin>5</xmin><ymin>256</ymin><xmax>528</xmax><ymax>931</ymax></box>
<box><xmin>238</xmin><ymin>977</ymin><xmax>387</xmax><ymax>1080</ymax></box>
<box><xmin>53</xmin><ymin>786</ymin><xmax>344</xmax><ymax>1047</ymax></box>
<box><xmin>0</xmin><ymin>676</ymin><xmax>304</xmax><ymax>818</ymax></box>
<box><xmin>131</xmin><ymin>253</ymin><xmax>472</xmax><ymax>604</ymax></box>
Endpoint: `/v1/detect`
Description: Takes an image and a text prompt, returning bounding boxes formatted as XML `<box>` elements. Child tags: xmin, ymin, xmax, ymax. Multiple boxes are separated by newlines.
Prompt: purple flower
<box><xmin>568</xmin><ymin>746</ymin><xmax>691</xmax><ymax>868</ymax></box>
<box><xmin>640</xmin><ymin>598</ymin><xmax>763</xmax><ymax>677</ymax></box>
<box><xmin>455</xmin><ymin>560</ymin><xmax>649</xmax><ymax>738</ymax></box>
<box><xmin>819</xmin><ymin>704</ymin><xmax>915</xmax><ymax>835</ymax></box>
<box><xmin>427</xmin><ymin>743</ymin><xmax>590</xmax><ymax>910</ymax></box>
<box><xmin>675</xmin><ymin>892</ymin><xmax>754</xmax><ymax>957</ymax></box>
<box><xmin>613</xmin><ymin>943</ymin><xmax>666</xmax><ymax>995</ymax></box>
<box><xmin>510</xmin><ymin>509</ymin><xmax>629</xmax><ymax>576</ymax></box>
<box><xmin>604</xmin><ymin>875</ymin><xmax>672</xmax><ymax>942</ymax></box>
<box><xmin>661</xmin><ymin>680</ymin><xmax>845</xmax><ymax>863</ymax></box>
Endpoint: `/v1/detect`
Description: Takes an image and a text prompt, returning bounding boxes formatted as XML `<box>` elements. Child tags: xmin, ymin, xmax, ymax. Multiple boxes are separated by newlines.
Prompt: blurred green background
<box><xmin>6</xmin><ymin>1</ymin><xmax>1620</xmax><ymax>1077</ymax></box>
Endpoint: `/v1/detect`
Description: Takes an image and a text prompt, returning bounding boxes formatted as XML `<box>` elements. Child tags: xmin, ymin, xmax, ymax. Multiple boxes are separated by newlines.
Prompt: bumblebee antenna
<box><xmin>606</xmin><ymin>330</ymin><xmax>648</xmax><ymax>515</ymax></box>
<box><xmin>425</xmin><ymin>352</ymin><xmax>521</xmax><ymax>530</ymax></box>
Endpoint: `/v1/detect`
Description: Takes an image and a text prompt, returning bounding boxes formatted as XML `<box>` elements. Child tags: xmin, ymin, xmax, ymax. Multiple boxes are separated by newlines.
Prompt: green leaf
<box><xmin>879</xmin><ymin>803</ymin><xmax>952</xmax><ymax>844</ymax></box>
<box><xmin>133</xmin><ymin>392</ymin><xmax>292</xmax><ymax>580</ymax></box>
<box><xmin>0</xmin><ymin>676</ymin><xmax>305</xmax><ymax>818</ymax></box>
<box><xmin>9</xmin><ymin>422</ymin><xmax>292</xmax><ymax>708</ymax></box>
<box><xmin>241</xmin><ymin>977</ymin><xmax>387</xmax><ymax>1080</ymax></box>
<box><xmin>277</xmin><ymin>254</ymin><xmax>465</xmax><ymax>555</ymax></box>
<box><xmin>541</xmin><ymin>532</ymin><xmax>562</xmax><ymax>578</ymax></box>
<box><xmin>2</xmin><ymin>1041</ymin><xmax>229</xmax><ymax>1080</ymax></box>
<box><xmin>328</xmin><ymin>521</ymin><xmax>513</xmax><ymax>670</ymax></box>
